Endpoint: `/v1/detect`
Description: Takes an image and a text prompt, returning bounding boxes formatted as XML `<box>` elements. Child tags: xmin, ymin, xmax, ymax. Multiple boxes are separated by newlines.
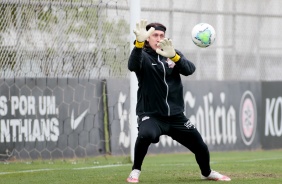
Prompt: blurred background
<box><xmin>1</xmin><ymin>0</ymin><xmax>281</xmax><ymax>81</ymax></box>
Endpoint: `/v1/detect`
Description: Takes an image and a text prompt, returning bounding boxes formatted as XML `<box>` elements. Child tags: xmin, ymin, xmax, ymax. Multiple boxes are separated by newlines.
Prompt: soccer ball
<box><xmin>191</xmin><ymin>23</ymin><xmax>216</xmax><ymax>48</ymax></box>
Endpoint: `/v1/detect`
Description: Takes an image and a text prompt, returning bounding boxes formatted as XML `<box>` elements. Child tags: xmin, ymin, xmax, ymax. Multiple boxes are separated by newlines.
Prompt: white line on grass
<box><xmin>0</xmin><ymin>164</ymin><xmax>130</xmax><ymax>175</ymax></box>
<box><xmin>0</xmin><ymin>168</ymin><xmax>54</xmax><ymax>175</ymax></box>
<box><xmin>236</xmin><ymin>157</ymin><xmax>282</xmax><ymax>163</ymax></box>
<box><xmin>73</xmin><ymin>164</ymin><xmax>131</xmax><ymax>170</ymax></box>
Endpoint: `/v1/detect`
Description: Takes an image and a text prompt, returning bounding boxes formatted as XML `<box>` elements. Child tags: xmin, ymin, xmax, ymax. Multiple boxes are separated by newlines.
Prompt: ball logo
<box><xmin>239</xmin><ymin>91</ymin><xmax>257</xmax><ymax>146</ymax></box>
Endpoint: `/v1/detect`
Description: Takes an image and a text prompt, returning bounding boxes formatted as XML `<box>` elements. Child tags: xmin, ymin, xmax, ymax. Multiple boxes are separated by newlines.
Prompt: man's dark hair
<box><xmin>146</xmin><ymin>22</ymin><xmax>166</xmax><ymax>33</ymax></box>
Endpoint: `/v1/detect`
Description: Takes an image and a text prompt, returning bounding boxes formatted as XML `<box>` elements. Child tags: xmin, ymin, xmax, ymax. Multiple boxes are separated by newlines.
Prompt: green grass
<box><xmin>1</xmin><ymin>149</ymin><xmax>282</xmax><ymax>184</ymax></box>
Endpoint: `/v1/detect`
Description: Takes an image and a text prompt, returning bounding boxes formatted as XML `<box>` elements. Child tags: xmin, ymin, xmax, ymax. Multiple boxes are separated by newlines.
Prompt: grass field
<box><xmin>1</xmin><ymin>149</ymin><xmax>282</xmax><ymax>184</ymax></box>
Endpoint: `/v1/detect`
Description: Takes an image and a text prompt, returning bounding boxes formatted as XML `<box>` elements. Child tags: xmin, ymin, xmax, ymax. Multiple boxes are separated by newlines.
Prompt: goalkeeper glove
<box><xmin>133</xmin><ymin>19</ymin><xmax>155</xmax><ymax>48</ymax></box>
<box><xmin>156</xmin><ymin>38</ymin><xmax>180</xmax><ymax>62</ymax></box>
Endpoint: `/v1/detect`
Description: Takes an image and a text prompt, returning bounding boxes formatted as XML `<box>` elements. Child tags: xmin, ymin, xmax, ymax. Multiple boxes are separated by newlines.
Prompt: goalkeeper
<box><xmin>127</xmin><ymin>20</ymin><xmax>231</xmax><ymax>183</ymax></box>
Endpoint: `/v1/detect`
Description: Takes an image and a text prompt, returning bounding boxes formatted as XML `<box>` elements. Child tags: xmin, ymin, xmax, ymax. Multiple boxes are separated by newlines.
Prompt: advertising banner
<box><xmin>107</xmin><ymin>79</ymin><xmax>262</xmax><ymax>154</ymax></box>
<box><xmin>0</xmin><ymin>78</ymin><xmax>104</xmax><ymax>159</ymax></box>
<box><xmin>1</xmin><ymin>78</ymin><xmax>274</xmax><ymax>159</ymax></box>
<box><xmin>261</xmin><ymin>82</ymin><xmax>282</xmax><ymax>149</ymax></box>
<box><xmin>182</xmin><ymin>81</ymin><xmax>262</xmax><ymax>151</ymax></box>
<box><xmin>106</xmin><ymin>79</ymin><xmax>131</xmax><ymax>155</ymax></box>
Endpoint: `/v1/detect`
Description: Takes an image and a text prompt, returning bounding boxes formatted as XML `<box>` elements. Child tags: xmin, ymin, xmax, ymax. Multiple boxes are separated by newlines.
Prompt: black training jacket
<box><xmin>128</xmin><ymin>46</ymin><xmax>196</xmax><ymax>117</ymax></box>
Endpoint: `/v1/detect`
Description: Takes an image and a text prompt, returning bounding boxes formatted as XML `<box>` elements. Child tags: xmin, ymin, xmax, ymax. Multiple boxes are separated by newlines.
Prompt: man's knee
<box><xmin>138</xmin><ymin>131</ymin><xmax>159</xmax><ymax>143</ymax></box>
<box><xmin>197</xmin><ymin>141</ymin><xmax>209</xmax><ymax>153</ymax></box>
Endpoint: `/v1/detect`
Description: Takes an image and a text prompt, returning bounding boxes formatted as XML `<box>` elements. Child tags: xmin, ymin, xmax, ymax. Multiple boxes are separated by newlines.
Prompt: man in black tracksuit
<box><xmin>126</xmin><ymin>20</ymin><xmax>231</xmax><ymax>183</ymax></box>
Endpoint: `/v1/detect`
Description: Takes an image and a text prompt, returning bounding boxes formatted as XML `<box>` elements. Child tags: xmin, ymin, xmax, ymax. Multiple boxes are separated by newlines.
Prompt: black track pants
<box><xmin>132</xmin><ymin>113</ymin><xmax>211</xmax><ymax>177</ymax></box>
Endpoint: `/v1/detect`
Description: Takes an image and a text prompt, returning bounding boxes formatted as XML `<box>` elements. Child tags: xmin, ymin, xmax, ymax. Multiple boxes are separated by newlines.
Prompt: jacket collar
<box><xmin>144</xmin><ymin>46</ymin><xmax>158</xmax><ymax>57</ymax></box>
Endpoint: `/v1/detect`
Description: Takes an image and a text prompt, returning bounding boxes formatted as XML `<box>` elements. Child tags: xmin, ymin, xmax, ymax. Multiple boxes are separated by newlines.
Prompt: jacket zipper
<box><xmin>158</xmin><ymin>55</ymin><xmax>170</xmax><ymax>116</ymax></box>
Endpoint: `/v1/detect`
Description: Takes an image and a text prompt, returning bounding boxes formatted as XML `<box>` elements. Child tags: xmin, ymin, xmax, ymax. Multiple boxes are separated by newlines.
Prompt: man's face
<box><xmin>147</xmin><ymin>30</ymin><xmax>165</xmax><ymax>50</ymax></box>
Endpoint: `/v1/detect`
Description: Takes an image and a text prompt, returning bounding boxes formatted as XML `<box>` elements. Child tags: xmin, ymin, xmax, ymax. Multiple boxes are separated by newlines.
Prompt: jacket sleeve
<box><xmin>128</xmin><ymin>47</ymin><xmax>143</xmax><ymax>72</ymax></box>
<box><xmin>174</xmin><ymin>49</ymin><xmax>196</xmax><ymax>76</ymax></box>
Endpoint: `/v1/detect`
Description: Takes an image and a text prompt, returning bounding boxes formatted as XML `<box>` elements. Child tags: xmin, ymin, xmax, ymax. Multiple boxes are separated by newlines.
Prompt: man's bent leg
<box><xmin>132</xmin><ymin>136</ymin><xmax>151</xmax><ymax>170</ymax></box>
<box><xmin>169</xmin><ymin>118</ymin><xmax>211</xmax><ymax>177</ymax></box>
<box><xmin>132</xmin><ymin>116</ymin><xmax>162</xmax><ymax>170</ymax></box>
